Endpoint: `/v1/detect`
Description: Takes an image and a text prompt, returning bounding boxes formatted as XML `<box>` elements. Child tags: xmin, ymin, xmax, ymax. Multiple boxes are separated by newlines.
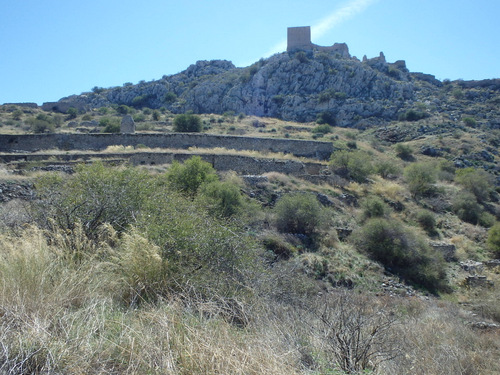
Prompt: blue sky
<box><xmin>1</xmin><ymin>0</ymin><xmax>499</xmax><ymax>105</ymax></box>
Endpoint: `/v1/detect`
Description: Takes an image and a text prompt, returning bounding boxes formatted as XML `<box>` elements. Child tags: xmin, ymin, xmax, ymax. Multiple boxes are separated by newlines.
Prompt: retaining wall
<box><xmin>0</xmin><ymin>133</ymin><xmax>333</xmax><ymax>160</ymax></box>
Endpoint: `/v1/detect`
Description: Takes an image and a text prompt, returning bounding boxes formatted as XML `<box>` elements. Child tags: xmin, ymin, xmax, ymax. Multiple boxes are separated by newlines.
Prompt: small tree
<box><xmin>455</xmin><ymin>168</ymin><xmax>494</xmax><ymax>203</ymax></box>
<box><xmin>173</xmin><ymin>113</ymin><xmax>202</xmax><ymax>132</ymax></box>
<box><xmin>166</xmin><ymin>156</ymin><xmax>218</xmax><ymax>196</ymax></box>
<box><xmin>274</xmin><ymin>193</ymin><xmax>324</xmax><ymax>237</ymax></box>
<box><xmin>330</xmin><ymin>150</ymin><xmax>373</xmax><ymax>182</ymax></box>
<box><xmin>66</xmin><ymin>107</ymin><xmax>78</xmax><ymax>120</ymax></box>
<box><xmin>404</xmin><ymin>162</ymin><xmax>437</xmax><ymax>197</ymax></box>
<box><xmin>199</xmin><ymin>180</ymin><xmax>244</xmax><ymax>218</ymax></box>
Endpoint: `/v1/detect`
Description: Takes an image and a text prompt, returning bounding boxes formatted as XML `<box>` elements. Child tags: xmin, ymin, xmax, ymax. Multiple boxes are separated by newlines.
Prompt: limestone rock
<box><xmin>121</xmin><ymin>115</ymin><xmax>135</xmax><ymax>133</ymax></box>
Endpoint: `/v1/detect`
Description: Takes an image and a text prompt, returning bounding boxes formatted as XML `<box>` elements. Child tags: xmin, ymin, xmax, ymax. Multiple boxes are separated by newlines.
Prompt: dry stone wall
<box><xmin>0</xmin><ymin>133</ymin><xmax>333</xmax><ymax>160</ymax></box>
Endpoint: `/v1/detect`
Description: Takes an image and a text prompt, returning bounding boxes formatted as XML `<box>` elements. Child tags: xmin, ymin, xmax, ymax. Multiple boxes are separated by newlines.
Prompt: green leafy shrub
<box><xmin>361</xmin><ymin>196</ymin><xmax>387</xmax><ymax>219</ymax></box>
<box><xmin>316</xmin><ymin>111</ymin><xmax>336</xmax><ymax>126</ymax></box>
<box><xmin>330</xmin><ymin>150</ymin><xmax>374</xmax><ymax>182</ymax></box>
<box><xmin>394</xmin><ymin>143</ymin><xmax>413</xmax><ymax>160</ymax></box>
<box><xmin>66</xmin><ymin>107</ymin><xmax>78</xmax><ymax>120</ymax></box>
<box><xmin>416</xmin><ymin>210</ymin><xmax>437</xmax><ymax>234</ymax></box>
<box><xmin>354</xmin><ymin>218</ymin><xmax>447</xmax><ymax>292</ymax></box>
<box><xmin>374</xmin><ymin>159</ymin><xmax>401</xmax><ymax>178</ymax></box>
<box><xmin>166</xmin><ymin>156</ymin><xmax>218</xmax><ymax>196</ymax></box>
<box><xmin>173</xmin><ymin>113</ymin><xmax>202</xmax><ymax>132</ymax></box>
<box><xmin>398</xmin><ymin>109</ymin><xmax>427</xmax><ymax>122</ymax></box>
<box><xmin>487</xmin><ymin>222</ymin><xmax>500</xmax><ymax>257</ymax></box>
<box><xmin>26</xmin><ymin>114</ymin><xmax>55</xmax><ymax>133</ymax></box>
<box><xmin>198</xmin><ymin>180</ymin><xmax>244</xmax><ymax>217</ymax></box>
<box><xmin>33</xmin><ymin>162</ymin><xmax>152</xmax><ymax>238</ymax></box>
<box><xmin>116</xmin><ymin>105</ymin><xmax>133</xmax><ymax>115</ymax></box>
<box><xmin>404</xmin><ymin>162</ymin><xmax>437</xmax><ymax>197</ymax></box>
<box><xmin>452</xmin><ymin>192</ymin><xmax>482</xmax><ymax>225</ymax></box>
<box><xmin>138</xmin><ymin>189</ymin><xmax>259</xmax><ymax>297</ymax></box>
<box><xmin>274</xmin><ymin>193</ymin><xmax>325</xmax><ymax>237</ymax></box>
<box><xmin>455</xmin><ymin>168</ymin><xmax>494</xmax><ymax>203</ymax></box>
<box><xmin>312</xmin><ymin>124</ymin><xmax>333</xmax><ymax>134</ymax></box>
<box><xmin>463</xmin><ymin>117</ymin><xmax>477</xmax><ymax>127</ymax></box>
<box><xmin>261</xmin><ymin>233</ymin><xmax>297</xmax><ymax>260</ymax></box>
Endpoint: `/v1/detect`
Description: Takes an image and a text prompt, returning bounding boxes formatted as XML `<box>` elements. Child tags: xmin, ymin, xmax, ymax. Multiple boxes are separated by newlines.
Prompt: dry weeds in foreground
<box><xmin>0</xmin><ymin>228</ymin><xmax>499</xmax><ymax>374</ymax></box>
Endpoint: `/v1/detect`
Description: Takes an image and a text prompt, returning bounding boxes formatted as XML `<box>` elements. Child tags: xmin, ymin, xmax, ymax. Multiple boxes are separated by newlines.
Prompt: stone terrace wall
<box><xmin>0</xmin><ymin>133</ymin><xmax>333</xmax><ymax>160</ymax></box>
<box><xmin>1</xmin><ymin>151</ymin><xmax>327</xmax><ymax>177</ymax></box>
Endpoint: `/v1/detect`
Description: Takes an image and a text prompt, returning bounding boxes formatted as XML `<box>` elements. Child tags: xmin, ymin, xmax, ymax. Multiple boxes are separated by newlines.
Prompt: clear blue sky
<box><xmin>1</xmin><ymin>0</ymin><xmax>499</xmax><ymax>105</ymax></box>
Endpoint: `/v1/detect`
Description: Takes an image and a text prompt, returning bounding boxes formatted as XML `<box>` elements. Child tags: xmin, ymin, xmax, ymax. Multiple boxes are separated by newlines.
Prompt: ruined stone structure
<box><xmin>287</xmin><ymin>26</ymin><xmax>312</xmax><ymax>52</ymax></box>
<box><xmin>287</xmin><ymin>26</ymin><xmax>350</xmax><ymax>58</ymax></box>
<box><xmin>0</xmin><ymin>133</ymin><xmax>333</xmax><ymax>160</ymax></box>
<box><xmin>120</xmin><ymin>115</ymin><xmax>135</xmax><ymax>133</ymax></box>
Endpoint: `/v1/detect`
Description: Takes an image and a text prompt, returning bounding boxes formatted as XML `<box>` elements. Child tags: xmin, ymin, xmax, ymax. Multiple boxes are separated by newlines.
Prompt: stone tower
<box><xmin>287</xmin><ymin>26</ymin><xmax>312</xmax><ymax>52</ymax></box>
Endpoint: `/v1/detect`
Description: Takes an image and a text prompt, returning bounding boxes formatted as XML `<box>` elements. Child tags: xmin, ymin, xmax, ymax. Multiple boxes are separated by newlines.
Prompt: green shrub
<box><xmin>374</xmin><ymin>159</ymin><xmax>401</xmax><ymax>178</ymax></box>
<box><xmin>404</xmin><ymin>162</ymin><xmax>437</xmax><ymax>197</ymax></box>
<box><xmin>12</xmin><ymin>109</ymin><xmax>23</xmax><ymax>120</ymax></box>
<box><xmin>26</xmin><ymin>114</ymin><xmax>55</xmax><ymax>133</ymax></box>
<box><xmin>455</xmin><ymin>168</ymin><xmax>494</xmax><ymax>203</ymax></box>
<box><xmin>66</xmin><ymin>107</ymin><xmax>78</xmax><ymax>120</ymax></box>
<box><xmin>163</xmin><ymin>92</ymin><xmax>177</xmax><ymax>104</ymax></box>
<box><xmin>138</xmin><ymin>189</ymin><xmax>260</xmax><ymax>297</ymax></box>
<box><xmin>116</xmin><ymin>105</ymin><xmax>133</xmax><ymax>115</ymax></box>
<box><xmin>354</xmin><ymin>218</ymin><xmax>447</xmax><ymax>292</ymax></box>
<box><xmin>316</xmin><ymin>111</ymin><xmax>336</xmax><ymax>126</ymax></box>
<box><xmin>416</xmin><ymin>210</ymin><xmax>437</xmax><ymax>234</ymax></box>
<box><xmin>330</xmin><ymin>150</ymin><xmax>373</xmax><ymax>182</ymax></box>
<box><xmin>463</xmin><ymin>117</ymin><xmax>477</xmax><ymax>127</ymax></box>
<box><xmin>398</xmin><ymin>109</ymin><xmax>427</xmax><ymax>122</ymax></box>
<box><xmin>274</xmin><ymin>193</ymin><xmax>324</xmax><ymax>237</ymax></box>
<box><xmin>487</xmin><ymin>222</ymin><xmax>500</xmax><ymax>257</ymax></box>
<box><xmin>198</xmin><ymin>180</ymin><xmax>244</xmax><ymax>217</ymax></box>
<box><xmin>152</xmin><ymin>110</ymin><xmax>161</xmax><ymax>121</ymax></box>
<box><xmin>312</xmin><ymin>124</ymin><xmax>333</xmax><ymax>134</ymax></box>
<box><xmin>361</xmin><ymin>196</ymin><xmax>387</xmax><ymax>219</ymax></box>
<box><xmin>452</xmin><ymin>192</ymin><xmax>482</xmax><ymax>225</ymax></box>
<box><xmin>166</xmin><ymin>156</ymin><xmax>218</xmax><ymax>196</ymax></box>
<box><xmin>173</xmin><ymin>113</ymin><xmax>202</xmax><ymax>132</ymax></box>
<box><xmin>33</xmin><ymin>162</ymin><xmax>153</xmax><ymax>238</ymax></box>
<box><xmin>394</xmin><ymin>143</ymin><xmax>413</xmax><ymax>160</ymax></box>
<box><xmin>102</xmin><ymin>122</ymin><xmax>120</xmax><ymax>133</ymax></box>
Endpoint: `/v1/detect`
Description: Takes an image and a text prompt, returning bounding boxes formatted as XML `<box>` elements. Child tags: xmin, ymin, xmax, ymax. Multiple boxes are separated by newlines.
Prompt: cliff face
<box><xmin>42</xmin><ymin>50</ymin><xmax>440</xmax><ymax>127</ymax></box>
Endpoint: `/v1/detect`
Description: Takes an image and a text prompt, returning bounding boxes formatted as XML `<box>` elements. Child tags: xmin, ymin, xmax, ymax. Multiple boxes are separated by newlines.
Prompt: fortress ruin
<box><xmin>287</xmin><ymin>26</ymin><xmax>350</xmax><ymax>58</ymax></box>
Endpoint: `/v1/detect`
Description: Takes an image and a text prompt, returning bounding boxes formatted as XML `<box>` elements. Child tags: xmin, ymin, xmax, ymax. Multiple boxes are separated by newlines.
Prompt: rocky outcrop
<box><xmin>41</xmin><ymin>48</ymin><xmax>427</xmax><ymax>126</ymax></box>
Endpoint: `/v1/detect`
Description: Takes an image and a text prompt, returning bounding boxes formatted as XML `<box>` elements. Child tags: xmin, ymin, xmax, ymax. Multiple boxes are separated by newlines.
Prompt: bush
<box><xmin>274</xmin><ymin>193</ymin><xmax>325</xmax><ymax>238</ymax></box>
<box><xmin>330</xmin><ymin>150</ymin><xmax>373</xmax><ymax>182</ymax></box>
<box><xmin>487</xmin><ymin>222</ymin><xmax>500</xmax><ymax>257</ymax></box>
<box><xmin>361</xmin><ymin>196</ymin><xmax>387</xmax><ymax>219</ymax></box>
<box><xmin>452</xmin><ymin>192</ymin><xmax>482</xmax><ymax>225</ymax></box>
<box><xmin>198</xmin><ymin>180</ymin><xmax>244</xmax><ymax>217</ymax></box>
<box><xmin>27</xmin><ymin>115</ymin><xmax>55</xmax><ymax>133</ymax></box>
<box><xmin>116</xmin><ymin>105</ymin><xmax>133</xmax><ymax>115</ymax></box>
<box><xmin>138</xmin><ymin>189</ymin><xmax>260</xmax><ymax>297</ymax></box>
<box><xmin>374</xmin><ymin>159</ymin><xmax>401</xmax><ymax>178</ymax></box>
<box><xmin>173</xmin><ymin>113</ymin><xmax>202</xmax><ymax>132</ymax></box>
<box><xmin>416</xmin><ymin>210</ymin><xmax>437</xmax><ymax>234</ymax></box>
<box><xmin>455</xmin><ymin>168</ymin><xmax>494</xmax><ymax>203</ymax></box>
<box><xmin>66</xmin><ymin>107</ymin><xmax>78</xmax><ymax>120</ymax></box>
<box><xmin>33</xmin><ymin>162</ymin><xmax>152</xmax><ymax>238</ymax></box>
<box><xmin>354</xmin><ymin>218</ymin><xmax>447</xmax><ymax>292</ymax></box>
<box><xmin>394</xmin><ymin>143</ymin><xmax>413</xmax><ymax>160</ymax></box>
<box><xmin>316</xmin><ymin>111</ymin><xmax>336</xmax><ymax>126</ymax></box>
<box><xmin>398</xmin><ymin>109</ymin><xmax>427</xmax><ymax>122</ymax></box>
<box><xmin>312</xmin><ymin>124</ymin><xmax>333</xmax><ymax>134</ymax></box>
<box><xmin>166</xmin><ymin>156</ymin><xmax>218</xmax><ymax>196</ymax></box>
<box><xmin>404</xmin><ymin>162</ymin><xmax>437</xmax><ymax>197</ymax></box>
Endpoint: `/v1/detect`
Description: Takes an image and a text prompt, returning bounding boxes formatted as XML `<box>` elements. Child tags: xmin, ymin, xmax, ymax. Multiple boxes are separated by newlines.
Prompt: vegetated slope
<box><xmin>42</xmin><ymin>48</ymin><xmax>499</xmax><ymax>129</ymax></box>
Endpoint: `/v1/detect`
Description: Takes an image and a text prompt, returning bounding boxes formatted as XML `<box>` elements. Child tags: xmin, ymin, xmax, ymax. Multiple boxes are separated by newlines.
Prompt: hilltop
<box><xmin>1</xmin><ymin>41</ymin><xmax>500</xmax><ymax>374</ymax></box>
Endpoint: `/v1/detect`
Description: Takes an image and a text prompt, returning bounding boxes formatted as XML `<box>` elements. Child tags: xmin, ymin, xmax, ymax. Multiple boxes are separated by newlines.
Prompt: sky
<box><xmin>1</xmin><ymin>0</ymin><xmax>499</xmax><ymax>105</ymax></box>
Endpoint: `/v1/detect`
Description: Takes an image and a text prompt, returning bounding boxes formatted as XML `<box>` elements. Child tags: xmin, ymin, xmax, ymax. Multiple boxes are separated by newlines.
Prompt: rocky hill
<box><xmin>40</xmin><ymin>47</ymin><xmax>500</xmax><ymax>128</ymax></box>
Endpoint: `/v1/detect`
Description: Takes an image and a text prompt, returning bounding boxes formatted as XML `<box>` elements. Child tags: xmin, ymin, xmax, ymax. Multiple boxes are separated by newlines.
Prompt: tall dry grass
<box><xmin>0</xmin><ymin>227</ymin><xmax>499</xmax><ymax>374</ymax></box>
